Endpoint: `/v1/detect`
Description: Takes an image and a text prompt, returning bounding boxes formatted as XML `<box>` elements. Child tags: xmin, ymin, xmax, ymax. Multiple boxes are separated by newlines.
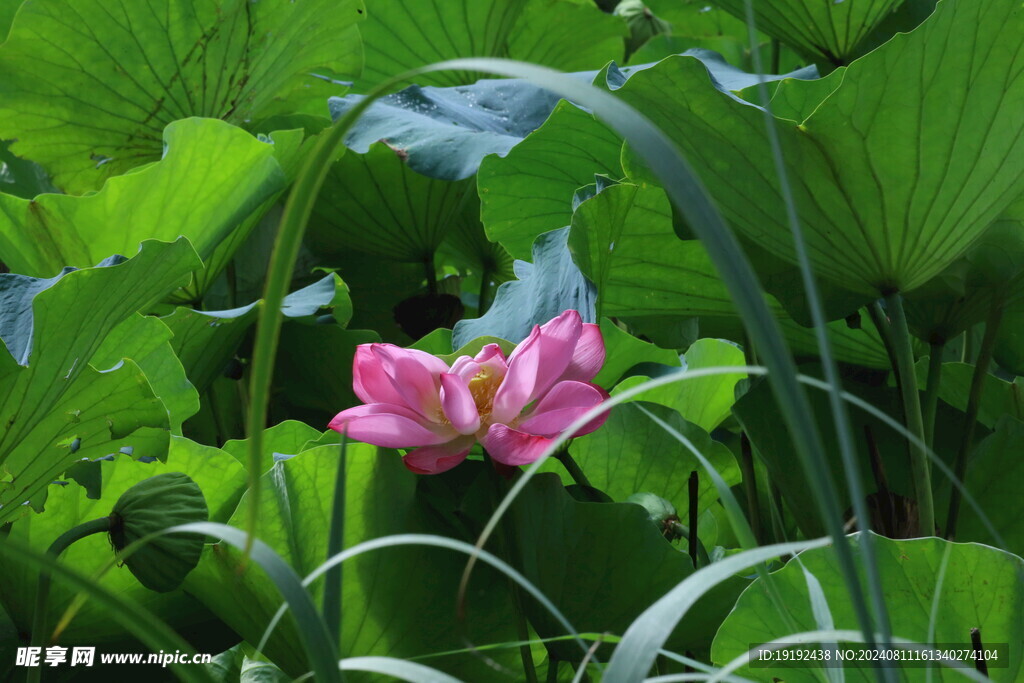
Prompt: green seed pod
<box><xmin>108</xmin><ymin>472</ymin><xmax>208</xmax><ymax>592</ymax></box>
<box><xmin>614</xmin><ymin>0</ymin><xmax>671</xmax><ymax>56</ymax></box>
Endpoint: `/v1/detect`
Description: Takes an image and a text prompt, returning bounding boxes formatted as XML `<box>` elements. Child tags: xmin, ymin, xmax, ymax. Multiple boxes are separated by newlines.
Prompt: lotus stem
<box><xmin>324</xmin><ymin>433</ymin><xmax>348</xmax><ymax>645</ymax></box>
<box><xmin>946</xmin><ymin>303</ymin><xmax>1003</xmax><ymax>540</ymax></box>
<box><xmin>921</xmin><ymin>341</ymin><xmax>945</xmax><ymax>450</ymax></box>
<box><xmin>883</xmin><ymin>291</ymin><xmax>935</xmax><ymax>536</ymax></box>
<box><xmin>554</xmin><ymin>450</ymin><xmax>594</xmax><ymax>493</ymax></box>
<box><xmin>29</xmin><ymin>516</ymin><xmax>113</xmax><ymax>683</ymax></box>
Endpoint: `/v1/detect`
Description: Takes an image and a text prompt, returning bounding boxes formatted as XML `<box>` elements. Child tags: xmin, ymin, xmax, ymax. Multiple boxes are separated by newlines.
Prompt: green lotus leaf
<box><xmin>708</xmin><ymin>0</ymin><xmax>904</xmax><ymax>64</ymax></box>
<box><xmin>951</xmin><ymin>416</ymin><xmax>1024</xmax><ymax>558</ymax></box>
<box><xmin>161</xmin><ymin>273</ymin><xmax>351</xmax><ymax>395</ymax></box>
<box><xmin>479</xmin><ymin>100</ymin><xmax>624</xmax><ymax>259</ymax></box>
<box><xmin>453</xmin><ymin>228</ymin><xmax>597</xmax><ymax>348</ymax></box>
<box><xmin>593</xmin><ymin>317</ymin><xmax>681</xmax><ymax>387</ymax></box>
<box><xmin>614</xmin><ymin>0</ymin><xmax>1024</xmax><ymax>296</ymax></box>
<box><xmin>309</xmin><ymin>142</ymin><xmax>513</xmax><ymax>281</ymax></box>
<box><xmin>0</xmin><ymin>239</ymin><xmax>200</xmax><ymax>525</ymax></box>
<box><xmin>356</xmin><ymin>0</ymin><xmax>625</xmax><ymax>92</ymax></box>
<box><xmin>712</xmin><ymin>534</ymin><xmax>1024</xmax><ymax>681</ymax></box>
<box><xmin>540</xmin><ymin>402</ymin><xmax>741</xmax><ymax>514</ymax></box>
<box><xmin>511</xmin><ymin>473</ymin><xmax>749</xmax><ymax>659</ymax></box>
<box><xmin>0</xmin><ymin>118</ymin><xmax>285</xmax><ymax>289</ymax></box>
<box><xmin>92</xmin><ymin>314</ymin><xmax>200</xmax><ymax>435</ymax></box>
<box><xmin>0</xmin><ymin>0</ymin><xmax>364</xmax><ymax>192</ymax></box>
<box><xmin>613</xmin><ymin>338</ymin><xmax>746</xmax><ymax>432</ymax></box>
<box><xmin>907</xmin><ymin>206</ymin><xmax>1024</xmax><ymax>343</ymax></box>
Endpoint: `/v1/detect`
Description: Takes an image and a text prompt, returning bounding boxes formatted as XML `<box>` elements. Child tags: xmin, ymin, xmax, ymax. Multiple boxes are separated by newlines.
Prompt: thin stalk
<box><xmin>868</xmin><ymin>302</ymin><xmax>898</xmax><ymax>373</ymax></box>
<box><xmin>478</xmin><ymin>268</ymin><xmax>492</xmax><ymax>315</ymax></box>
<box><xmin>921</xmin><ymin>341</ymin><xmax>945</xmax><ymax>450</ymax></box>
<box><xmin>687</xmin><ymin>471</ymin><xmax>699</xmax><ymax>568</ymax></box>
<box><xmin>770</xmin><ymin>39</ymin><xmax>781</xmax><ymax>75</ymax></box>
<box><xmin>946</xmin><ymin>304</ymin><xmax>1004</xmax><ymax>540</ymax></box>
<box><xmin>883</xmin><ymin>292</ymin><xmax>935</xmax><ymax>536</ymax></box>
<box><xmin>546</xmin><ymin>658</ymin><xmax>560</xmax><ymax>683</ymax></box>
<box><xmin>30</xmin><ymin>517</ymin><xmax>113</xmax><ymax>683</ymax></box>
<box><xmin>739</xmin><ymin>433</ymin><xmax>762</xmax><ymax>543</ymax></box>
<box><xmin>424</xmin><ymin>254</ymin><xmax>438</xmax><ymax>296</ymax></box>
<box><xmin>323</xmin><ymin>433</ymin><xmax>348</xmax><ymax>645</ymax></box>
<box><xmin>484</xmin><ymin>455</ymin><xmax>539</xmax><ymax>683</ymax></box>
<box><xmin>554</xmin><ymin>450</ymin><xmax>593</xmax><ymax>491</ymax></box>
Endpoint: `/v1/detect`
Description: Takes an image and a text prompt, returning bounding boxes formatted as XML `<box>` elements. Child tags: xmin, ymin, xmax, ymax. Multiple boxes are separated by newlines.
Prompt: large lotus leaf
<box><xmin>907</xmin><ymin>206</ymin><xmax>1024</xmax><ymax>343</ymax></box>
<box><xmin>567</xmin><ymin>180</ymin><xmax>892</xmax><ymax>367</ymax></box>
<box><xmin>615</xmin><ymin>1</ymin><xmax>1024</xmax><ymax>296</ymax></box>
<box><xmin>161</xmin><ymin>273</ymin><xmax>350</xmax><ymax>395</ymax></box>
<box><xmin>478</xmin><ymin>100</ymin><xmax>624</xmax><ymax>259</ymax></box>
<box><xmin>708</xmin><ymin>0</ymin><xmax>902</xmax><ymax>64</ymax></box>
<box><xmin>452</xmin><ymin>228</ymin><xmax>597</xmax><ymax>348</ymax></box>
<box><xmin>512</xmin><ymin>473</ymin><xmax>749</xmax><ymax>660</ymax></box>
<box><xmin>356</xmin><ymin>0</ymin><xmax>625</xmax><ymax>92</ymax></box>
<box><xmin>308</xmin><ymin>142</ymin><xmax>513</xmax><ymax>282</ymax></box>
<box><xmin>186</xmin><ymin>444</ymin><xmax>517</xmax><ymax>679</ymax></box>
<box><xmin>540</xmin><ymin>402</ymin><xmax>741</xmax><ymax>514</ymax></box>
<box><xmin>0</xmin><ymin>119</ymin><xmax>284</xmax><ymax>280</ymax></box>
<box><xmin>0</xmin><ymin>239</ymin><xmax>200</xmax><ymax>524</ymax></box>
<box><xmin>220</xmin><ymin>420</ymin><xmax>325</xmax><ymax>474</ymax></box>
<box><xmin>953</xmin><ymin>416</ymin><xmax>1024</xmax><ymax>558</ymax></box>
<box><xmin>331</xmin><ymin>50</ymin><xmax>805</xmax><ymax>184</ymax></box>
<box><xmin>613</xmin><ymin>338</ymin><xmax>746</xmax><ymax>433</ymax></box>
<box><xmin>711</xmin><ymin>534</ymin><xmax>1024</xmax><ymax>682</ymax></box>
<box><xmin>0</xmin><ymin>0</ymin><xmax>364</xmax><ymax>192</ymax></box>
<box><xmin>593</xmin><ymin>318</ymin><xmax>681</xmax><ymax>387</ymax></box>
<box><xmin>0</xmin><ymin>437</ymin><xmax>246</xmax><ymax>649</ymax></box>
<box><xmin>92</xmin><ymin>314</ymin><xmax>200</xmax><ymax>434</ymax></box>
<box><xmin>570</xmin><ymin>182</ymin><xmax>738</xmax><ymax>320</ymax></box>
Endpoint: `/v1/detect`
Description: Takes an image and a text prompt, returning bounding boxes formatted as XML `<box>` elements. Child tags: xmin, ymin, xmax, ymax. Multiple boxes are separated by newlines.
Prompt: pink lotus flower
<box><xmin>328</xmin><ymin>310</ymin><xmax>609</xmax><ymax>474</ymax></box>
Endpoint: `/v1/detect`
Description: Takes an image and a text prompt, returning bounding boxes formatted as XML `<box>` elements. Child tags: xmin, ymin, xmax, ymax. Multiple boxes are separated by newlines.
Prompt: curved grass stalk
<box><xmin>0</xmin><ymin>537</ymin><xmax>214</xmax><ymax>683</ymax></box>
<box><xmin>605</xmin><ymin>537</ymin><xmax>835</xmax><ymax>680</ymax></box>
<box><xmin>257</xmin><ymin>532</ymin><xmax>592</xmax><ymax>662</ymax></box>
<box><xmin>741</xmin><ymin>1</ymin><xmax>891</xmax><ymax>665</ymax></box>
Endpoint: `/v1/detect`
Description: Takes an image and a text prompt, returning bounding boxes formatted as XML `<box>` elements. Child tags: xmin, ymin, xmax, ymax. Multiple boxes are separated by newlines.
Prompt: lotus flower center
<box><xmin>468</xmin><ymin>366</ymin><xmax>500</xmax><ymax>415</ymax></box>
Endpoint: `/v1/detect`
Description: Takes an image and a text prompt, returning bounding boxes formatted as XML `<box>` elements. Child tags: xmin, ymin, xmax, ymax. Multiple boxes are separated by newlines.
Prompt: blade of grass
<box><xmin>0</xmin><ymin>537</ymin><xmax>214</xmax><ymax>683</ymax></box>
<box><xmin>603</xmin><ymin>537</ymin><xmax>834</xmax><ymax>680</ymax></box>
<box><xmin>168</xmin><ymin>522</ymin><xmax>341</xmax><ymax>683</ymax></box>
<box><xmin>337</xmin><ymin>656</ymin><xmax>462</xmax><ymax>682</ymax></box>
<box><xmin>257</xmin><ymin>533</ymin><xmax>591</xmax><ymax>660</ymax></box>
<box><xmin>741</xmin><ymin>0</ymin><xmax>890</xmax><ymax>665</ymax></box>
